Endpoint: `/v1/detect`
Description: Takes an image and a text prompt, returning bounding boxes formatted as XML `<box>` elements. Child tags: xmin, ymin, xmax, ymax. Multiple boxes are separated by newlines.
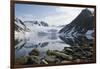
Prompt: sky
<box><xmin>15</xmin><ymin>4</ymin><xmax>94</xmax><ymax>26</ymax></box>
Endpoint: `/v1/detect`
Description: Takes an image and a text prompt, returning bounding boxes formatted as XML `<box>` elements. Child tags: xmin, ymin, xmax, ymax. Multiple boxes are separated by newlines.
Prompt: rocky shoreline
<box><xmin>15</xmin><ymin>44</ymin><xmax>94</xmax><ymax>65</ymax></box>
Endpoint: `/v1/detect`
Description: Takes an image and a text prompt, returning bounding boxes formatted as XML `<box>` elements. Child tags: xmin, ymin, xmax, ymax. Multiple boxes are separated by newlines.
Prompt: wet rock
<box><xmin>41</xmin><ymin>59</ymin><xmax>48</xmax><ymax>64</ymax></box>
<box><xmin>40</xmin><ymin>42</ymin><xmax>49</xmax><ymax>47</ymax></box>
<box><xmin>26</xmin><ymin>56</ymin><xmax>35</xmax><ymax>64</ymax></box>
<box><xmin>44</xmin><ymin>56</ymin><xmax>61</xmax><ymax>64</ymax></box>
<box><xmin>45</xmin><ymin>56</ymin><xmax>56</xmax><ymax>63</ymax></box>
<box><xmin>15</xmin><ymin>57</ymin><xmax>27</xmax><ymax>64</ymax></box>
<box><xmin>81</xmin><ymin>56</ymin><xmax>87</xmax><ymax>59</ymax></box>
<box><xmin>64</xmin><ymin>47</ymin><xmax>73</xmax><ymax>52</ymax></box>
<box><xmin>47</xmin><ymin>50</ymin><xmax>73</xmax><ymax>60</ymax></box>
<box><xmin>83</xmin><ymin>47</ymin><xmax>93</xmax><ymax>52</ymax></box>
<box><xmin>73</xmin><ymin>59</ymin><xmax>81</xmax><ymax>63</ymax></box>
<box><xmin>61</xmin><ymin>60</ymin><xmax>72</xmax><ymax>63</ymax></box>
<box><xmin>85</xmin><ymin>51</ymin><xmax>93</xmax><ymax>58</ymax></box>
<box><xmin>63</xmin><ymin>47</ymin><xmax>73</xmax><ymax>55</ymax></box>
<box><xmin>55</xmin><ymin>58</ymin><xmax>61</xmax><ymax>64</ymax></box>
<box><xmin>63</xmin><ymin>45</ymin><xmax>94</xmax><ymax>62</ymax></box>
<box><xmin>29</xmin><ymin>48</ymin><xmax>39</xmax><ymax>56</ymax></box>
<box><xmin>15</xmin><ymin>56</ymin><xmax>41</xmax><ymax>65</ymax></box>
<box><xmin>30</xmin><ymin>56</ymin><xmax>41</xmax><ymax>64</ymax></box>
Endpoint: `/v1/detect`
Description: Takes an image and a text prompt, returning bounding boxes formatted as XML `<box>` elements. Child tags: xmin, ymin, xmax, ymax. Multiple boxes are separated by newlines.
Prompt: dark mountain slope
<box><xmin>59</xmin><ymin>9</ymin><xmax>94</xmax><ymax>35</ymax></box>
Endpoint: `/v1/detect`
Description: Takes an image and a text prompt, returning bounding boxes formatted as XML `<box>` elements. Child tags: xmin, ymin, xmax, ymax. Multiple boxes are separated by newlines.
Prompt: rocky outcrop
<box><xmin>59</xmin><ymin>9</ymin><xmax>94</xmax><ymax>36</ymax></box>
<box><xmin>15</xmin><ymin>18</ymin><xmax>30</xmax><ymax>32</ymax></box>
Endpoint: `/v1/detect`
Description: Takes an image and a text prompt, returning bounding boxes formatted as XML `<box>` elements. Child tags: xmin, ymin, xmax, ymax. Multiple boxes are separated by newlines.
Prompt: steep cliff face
<box><xmin>15</xmin><ymin>18</ymin><xmax>30</xmax><ymax>45</ymax></box>
<box><xmin>15</xmin><ymin>18</ymin><xmax>29</xmax><ymax>32</ymax></box>
<box><xmin>59</xmin><ymin>9</ymin><xmax>94</xmax><ymax>36</ymax></box>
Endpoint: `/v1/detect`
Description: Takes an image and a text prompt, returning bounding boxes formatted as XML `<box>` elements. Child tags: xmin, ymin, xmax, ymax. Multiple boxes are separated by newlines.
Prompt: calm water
<box><xmin>15</xmin><ymin>29</ymin><xmax>93</xmax><ymax>58</ymax></box>
<box><xmin>15</xmin><ymin>30</ymin><xmax>70</xmax><ymax>58</ymax></box>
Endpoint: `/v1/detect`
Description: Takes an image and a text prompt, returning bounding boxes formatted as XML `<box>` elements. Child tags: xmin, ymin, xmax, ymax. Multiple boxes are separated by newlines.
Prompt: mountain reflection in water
<box><xmin>15</xmin><ymin>31</ymin><xmax>93</xmax><ymax>59</ymax></box>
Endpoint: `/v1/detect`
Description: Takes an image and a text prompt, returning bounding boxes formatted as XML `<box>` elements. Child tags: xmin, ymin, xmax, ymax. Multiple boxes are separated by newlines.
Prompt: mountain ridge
<box><xmin>59</xmin><ymin>9</ymin><xmax>94</xmax><ymax>36</ymax></box>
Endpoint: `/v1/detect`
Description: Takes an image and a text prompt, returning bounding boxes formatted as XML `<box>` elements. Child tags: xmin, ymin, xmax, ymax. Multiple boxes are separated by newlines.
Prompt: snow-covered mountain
<box><xmin>15</xmin><ymin>18</ymin><xmax>30</xmax><ymax>45</ymax></box>
<box><xmin>15</xmin><ymin>18</ymin><xmax>50</xmax><ymax>35</ymax></box>
<box><xmin>24</xmin><ymin>21</ymin><xmax>49</xmax><ymax>27</ymax></box>
<box><xmin>14</xmin><ymin>18</ymin><xmax>60</xmax><ymax>43</ymax></box>
<box><xmin>59</xmin><ymin>9</ymin><xmax>94</xmax><ymax>36</ymax></box>
<box><xmin>15</xmin><ymin>18</ymin><xmax>30</xmax><ymax>32</ymax></box>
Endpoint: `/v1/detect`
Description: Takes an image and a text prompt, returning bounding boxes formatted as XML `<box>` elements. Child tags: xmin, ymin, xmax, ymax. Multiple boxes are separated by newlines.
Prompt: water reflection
<box><xmin>15</xmin><ymin>31</ymin><xmax>94</xmax><ymax>58</ymax></box>
<box><xmin>59</xmin><ymin>35</ymin><xmax>93</xmax><ymax>47</ymax></box>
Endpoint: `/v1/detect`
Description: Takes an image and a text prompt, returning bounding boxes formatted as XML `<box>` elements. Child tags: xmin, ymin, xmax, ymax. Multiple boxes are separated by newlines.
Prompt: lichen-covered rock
<box><xmin>63</xmin><ymin>47</ymin><xmax>73</xmax><ymax>55</ymax></box>
<box><xmin>47</xmin><ymin>50</ymin><xmax>73</xmax><ymax>60</ymax></box>
<box><xmin>45</xmin><ymin>56</ymin><xmax>56</xmax><ymax>63</ymax></box>
<box><xmin>30</xmin><ymin>56</ymin><xmax>41</xmax><ymax>64</ymax></box>
<box><xmin>15</xmin><ymin>57</ymin><xmax>27</xmax><ymax>64</ymax></box>
<box><xmin>45</xmin><ymin>56</ymin><xmax>61</xmax><ymax>63</ymax></box>
<box><xmin>63</xmin><ymin>47</ymin><xmax>73</xmax><ymax>52</ymax></box>
<box><xmin>15</xmin><ymin>56</ymin><xmax>41</xmax><ymax>65</ymax></box>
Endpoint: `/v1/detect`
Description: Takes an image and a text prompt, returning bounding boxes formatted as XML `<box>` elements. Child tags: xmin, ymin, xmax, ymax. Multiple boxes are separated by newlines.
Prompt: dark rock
<box><xmin>63</xmin><ymin>47</ymin><xmax>73</xmax><ymax>55</ymax></box>
<box><xmin>30</xmin><ymin>56</ymin><xmax>41</xmax><ymax>64</ymax></box>
<box><xmin>59</xmin><ymin>9</ymin><xmax>94</xmax><ymax>35</ymax></box>
<box><xmin>29</xmin><ymin>48</ymin><xmax>39</xmax><ymax>56</ymax></box>
<box><xmin>26</xmin><ymin>56</ymin><xmax>34</xmax><ymax>64</ymax></box>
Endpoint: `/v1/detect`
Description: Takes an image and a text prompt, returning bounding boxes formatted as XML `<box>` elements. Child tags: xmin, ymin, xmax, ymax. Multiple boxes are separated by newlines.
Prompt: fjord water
<box><xmin>15</xmin><ymin>26</ymin><xmax>93</xmax><ymax>59</ymax></box>
<box><xmin>15</xmin><ymin>26</ymin><xmax>70</xmax><ymax>58</ymax></box>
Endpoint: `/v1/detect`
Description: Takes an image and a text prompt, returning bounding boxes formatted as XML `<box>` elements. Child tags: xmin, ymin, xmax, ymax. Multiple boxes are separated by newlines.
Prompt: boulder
<box><xmin>29</xmin><ymin>48</ymin><xmax>39</xmax><ymax>56</ymax></box>
<box><xmin>47</xmin><ymin>50</ymin><xmax>73</xmax><ymax>60</ymax></box>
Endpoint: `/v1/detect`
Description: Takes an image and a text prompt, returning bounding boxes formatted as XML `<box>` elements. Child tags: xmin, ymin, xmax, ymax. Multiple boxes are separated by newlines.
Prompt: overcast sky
<box><xmin>15</xmin><ymin>4</ymin><xmax>94</xmax><ymax>26</ymax></box>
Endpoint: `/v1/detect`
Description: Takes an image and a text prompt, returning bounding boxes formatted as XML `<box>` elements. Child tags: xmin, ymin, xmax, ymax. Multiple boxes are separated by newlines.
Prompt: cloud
<box><xmin>16</xmin><ymin>14</ymin><xmax>44</xmax><ymax>21</ymax></box>
<box><xmin>16</xmin><ymin>5</ymin><xmax>94</xmax><ymax>26</ymax></box>
<box><xmin>43</xmin><ymin>7</ymin><xmax>84</xmax><ymax>26</ymax></box>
